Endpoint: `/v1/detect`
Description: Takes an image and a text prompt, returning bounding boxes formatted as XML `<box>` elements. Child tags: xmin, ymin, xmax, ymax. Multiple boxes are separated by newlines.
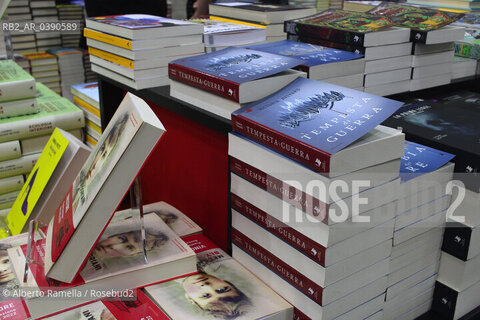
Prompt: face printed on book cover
<box><xmin>0</xmin><ymin>254</ymin><xmax>15</xmax><ymax>286</ymax></box>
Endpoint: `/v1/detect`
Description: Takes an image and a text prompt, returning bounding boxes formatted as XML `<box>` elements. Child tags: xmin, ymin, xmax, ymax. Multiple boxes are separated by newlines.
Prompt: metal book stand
<box><xmin>23</xmin><ymin>177</ymin><xmax>148</xmax><ymax>284</ymax></box>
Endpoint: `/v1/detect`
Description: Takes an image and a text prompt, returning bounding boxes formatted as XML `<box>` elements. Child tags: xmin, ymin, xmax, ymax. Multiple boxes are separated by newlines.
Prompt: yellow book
<box><xmin>84</xmin><ymin>28</ymin><xmax>132</xmax><ymax>50</ymax></box>
<box><xmin>210</xmin><ymin>15</ymin><xmax>267</xmax><ymax>29</ymax></box>
<box><xmin>86</xmin><ymin>118</ymin><xmax>102</xmax><ymax>135</ymax></box>
<box><xmin>85</xmin><ymin>134</ymin><xmax>98</xmax><ymax>147</ymax></box>
<box><xmin>73</xmin><ymin>96</ymin><xmax>101</xmax><ymax>118</ymax></box>
<box><xmin>88</xmin><ymin>47</ymin><xmax>134</xmax><ymax>69</ymax></box>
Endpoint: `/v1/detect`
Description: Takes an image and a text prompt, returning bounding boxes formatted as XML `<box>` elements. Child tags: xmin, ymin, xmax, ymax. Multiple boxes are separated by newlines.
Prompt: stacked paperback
<box><xmin>84</xmin><ymin>14</ymin><xmax>205</xmax><ymax>90</ymax></box>
<box><xmin>47</xmin><ymin>48</ymin><xmax>84</xmax><ymax>101</ymax></box>
<box><xmin>71</xmin><ymin>81</ymin><xmax>101</xmax><ymax>147</ymax></box>
<box><xmin>229</xmin><ymin>77</ymin><xmax>406</xmax><ymax>320</ymax></box>
<box><xmin>246</xmin><ymin>39</ymin><xmax>365</xmax><ymax>90</ymax></box>
<box><xmin>57</xmin><ymin>4</ymin><xmax>84</xmax><ymax>48</ymax></box>
<box><xmin>168</xmin><ymin>46</ymin><xmax>304</xmax><ymax>119</ymax></box>
<box><xmin>286</xmin><ymin>9</ymin><xmax>412</xmax><ymax>96</ymax></box>
<box><xmin>82</xmin><ymin>50</ymin><xmax>97</xmax><ymax>83</ymax></box>
<box><xmin>5</xmin><ymin>0</ymin><xmax>32</xmax><ymax>21</ymax></box>
<box><xmin>30</xmin><ymin>0</ymin><xmax>58</xmax><ymax>22</ymax></box>
<box><xmin>209</xmin><ymin>3</ymin><xmax>316</xmax><ymax>43</ymax></box>
<box><xmin>22</xmin><ymin>52</ymin><xmax>61</xmax><ymax>93</ymax></box>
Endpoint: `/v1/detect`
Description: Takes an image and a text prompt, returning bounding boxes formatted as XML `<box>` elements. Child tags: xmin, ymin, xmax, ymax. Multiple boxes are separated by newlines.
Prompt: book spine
<box><xmin>0</xmin><ymin>175</ymin><xmax>25</xmax><ymax>194</ymax></box>
<box><xmin>285</xmin><ymin>21</ymin><xmax>365</xmax><ymax>46</ymax></box>
<box><xmin>231</xmin><ymin>114</ymin><xmax>332</xmax><ymax>174</ymax></box>
<box><xmin>410</xmin><ymin>30</ymin><xmax>428</xmax><ymax>44</ymax></box>
<box><xmin>0</xmin><ymin>190</ymin><xmax>20</xmax><ymax>209</ymax></box>
<box><xmin>454</xmin><ymin>42</ymin><xmax>480</xmax><ymax>60</ymax></box>
<box><xmin>0</xmin><ymin>140</ymin><xmax>21</xmax><ymax>162</ymax></box>
<box><xmin>0</xmin><ymin>110</ymin><xmax>84</xmax><ymax>143</ymax></box>
<box><xmin>0</xmin><ymin>98</ymin><xmax>39</xmax><ymax>119</ymax></box>
<box><xmin>88</xmin><ymin>47</ymin><xmax>134</xmax><ymax>69</ymax></box>
<box><xmin>0</xmin><ymin>153</ymin><xmax>39</xmax><ymax>179</ymax></box>
<box><xmin>0</xmin><ymin>78</ymin><xmax>36</xmax><ymax>102</ymax></box>
<box><xmin>431</xmin><ymin>281</ymin><xmax>458</xmax><ymax>320</ymax></box>
<box><xmin>73</xmin><ymin>96</ymin><xmax>101</xmax><ymax>118</ymax></box>
<box><xmin>287</xmin><ymin>33</ymin><xmax>366</xmax><ymax>54</ymax></box>
<box><xmin>231</xmin><ymin>193</ymin><xmax>327</xmax><ymax>265</ymax></box>
<box><xmin>168</xmin><ymin>63</ymin><xmax>240</xmax><ymax>103</ymax></box>
<box><xmin>441</xmin><ymin>221</ymin><xmax>471</xmax><ymax>261</ymax></box>
<box><xmin>232</xmin><ymin>228</ymin><xmax>324</xmax><ymax>306</ymax></box>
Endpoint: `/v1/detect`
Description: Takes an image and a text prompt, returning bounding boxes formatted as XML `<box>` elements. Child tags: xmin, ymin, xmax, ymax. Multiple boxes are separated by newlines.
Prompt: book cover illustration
<box><xmin>400</xmin><ymin>141</ymin><xmax>455</xmax><ymax>182</ymax></box>
<box><xmin>246</xmin><ymin>40</ymin><xmax>364</xmax><ymax>67</ymax></box>
<box><xmin>170</xmin><ymin>47</ymin><xmax>302</xmax><ymax>83</ymax></box>
<box><xmin>146</xmin><ymin>234</ymin><xmax>291</xmax><ymax>320</ymax></box>
<box><xmin>233</xmin><ymin>77</ymin><xmax>403</xmax><ymax>155</ymax></box>
<box><xmin>89</xmin><ymin>14</ymin><xmax>198</xmax><ymax>30</ymax></box>
<box><xmin>454</xmin><ymin>13</ymin><xmax>480</xmax><ymax>29</ymax></box>
<box><xmin>368</xmin><ymin>3</ymin><xmax>463</xmax><ymax>31</ymax></box>
<box><xmin>71</xmin><ymin>82</ymin><xmax>100</xmax><ymax>105</ymax></box>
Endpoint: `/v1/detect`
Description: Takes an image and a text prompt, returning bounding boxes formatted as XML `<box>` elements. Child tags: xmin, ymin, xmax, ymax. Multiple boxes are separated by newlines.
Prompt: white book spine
<box><xmin>0</xmin><ymin>153</ymin><xmax>40</xmax><ymax>179</ymax></box>
<box><xmin>0</xmin><ymin>78</ymin><xmax>36</xmax><ymax>102</ymax></box>
<box><xmin>20</xmin><ymin>128</ymin><xmax>84</xmax><ymax>156</ymax></box>
<box><xmin>0</xmin><ymin>140</ymin><xmax>21</xmax><ymax>161</ymax></box>
<box><xmin>0</xmin><ymin>174</ymin><xmax>25</xmax><ymax>194</ymax></box>
<box><xmin>0</xmin><ymin>98</ymin><xmax>39</xmax><ymax>119</ymax></box>
<box><xmin>0</xmin><ymin>190</ymin><xmax>20</xmax><ymax>210</ymax></box>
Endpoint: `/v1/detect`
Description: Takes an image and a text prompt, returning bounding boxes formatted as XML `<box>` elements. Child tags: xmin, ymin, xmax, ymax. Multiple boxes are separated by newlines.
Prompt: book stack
<box><xmin>209</xmin><ymin>3</ymin><xmax>316</xmax><ymax>43</ymax></box>
<box><xmin>35</xmin><ymin>32</ymin><xmax>62</xmax><ymax>52</ymax></box>
<box><xmin>168</xmin><ymin>46</ymin><xmax>304</xmax><ymax>119</ymax></box>
<box><xmin>228</xmin><ymin>77</ymin><xmax>406</xmax><ymax>320</ymax></box>
<box><xmin>10</xmin><ymin>32</ymin><xmax>37</xmax><ymax>54</ymax></box>
<box><xmin>452</xmin><ymin>14</ymin><xmax>480</xmax><ymax>61</ymax></box>
<box><xmin>382</xmin><ymin>141</ymin><xmax>455</xmax><ymax>320</ymax></box>
<box><xmin>22</xmin><ymin>52</ymin><xmax>62</xmax><ymax>94</ymax></box>
<box><xmin>47</xmin><ymin>48</ymin><xmax>84</xmax><ymax>101</ymax></box>
<box><xmin>5</xmin><ymin>0</ymin><xmax>32</xmax><ymax>21</ymax></box>
<box><xmin>382</xmin><ymin>91</ymin><xmax>480</xmax><ymax>319</ymax></box>
<box><xmin>191</xmin><ymin>19</ymin><xmax>266</xmax><ymax>53</ymax></box>
<box><xmin>285</xmin><ymin>9</ymin><xmax>412</xmax><ymax>96</ymax></box>
<box><xmin>84</xmin><ymin>14</ymin><xmax>205</xmax><ymax>90</ymax></box>
<box><xmin>369</xmin><ymin>4</ymin><xmax>465</xmax><ymax>92</ymax></box>
<box><xmin>145</xmin><ymin>233</ymin><xmax>294</xmax><ymax>319</ymax></box>
<box><xmin>0</xmin><ymin>54</ymin><xmax>30</xmax><ymax>73</ymax></box>
<box><xmin>71</xmin><ymin>81</ymin><xmax>101</xmax><ymax>148</ymax></box>
<box><xmin>452</xmin><ymin>56</ymin><xmax>478</xmax><ymax>79</ymax></box>
<box><xmin>82</xmin><ymin>50</ymin><xmax>97</xmax><ymax>82</ymax></box>
<box><xmin>0</xmin><ymin>30</ymin><xmax>6</xmax><ymax>56</ymax></box>
<box><xmin>57</xmin><ymin>4</ymin><xmax>84</xmax><ymax>48</ymax></box>
<box><xmin>246</xmin><ymin>40</ymin><xmax>365</xmax><ymax>90</ymax></box>
<box><xmin>30</xmin><ymin>0</ymin><xmax>58</xmax><ymax>22</ymax></box>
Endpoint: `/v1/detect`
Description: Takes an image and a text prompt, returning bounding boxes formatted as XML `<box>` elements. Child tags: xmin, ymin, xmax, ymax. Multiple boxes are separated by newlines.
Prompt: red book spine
<box><xmin>294</xmin><ymin>308</ymin><xmax>312</xmax><ymax>320</ymax></box>
<box><xmin>232</xmin><ymin>229</ymin><xmax>324</xmax><ymax>306</ymax></box>
<box><xmin>168</xmin><ymin>63</ymin><xmax>240</xmax><ymax>102</ymax></box>
<box><xmin>230</xmin><ymin>156</ymin><xmax>329</xmax><ymax>222</ymax></box>
<box><xmin>231</xmin><ymin>193</ymin><xmax>326</xmax><ymax>266</ymax></box>
<box><xmin>231</xmin><ymin>114</ymin><xmax>331</xmax><ymax>174</ymax></box>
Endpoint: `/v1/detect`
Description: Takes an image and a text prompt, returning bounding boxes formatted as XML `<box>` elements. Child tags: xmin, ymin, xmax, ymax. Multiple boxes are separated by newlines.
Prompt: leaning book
<box><xmin>42</xmin><ymin>92</ymin><xmax>166</xmax><ymax>283</ymax></box>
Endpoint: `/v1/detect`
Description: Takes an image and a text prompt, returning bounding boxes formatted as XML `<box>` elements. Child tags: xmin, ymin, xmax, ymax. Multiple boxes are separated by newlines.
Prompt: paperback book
<box><xmin>70</xmin><ymin>82</ymin><xmax>99</xmax><ymax>109</ymax></box>
<box><xmin>231</xmin><ymin>77</ymin><xmax>404</xmax><ymax>176</ymax></box>
<box><xmin>191</xmin><ymin>19</ymin><xmax>266</xmax><ymax>47</ymax></box>
<box><xmin>0</xmin><ymin>59</ymin><xmax>36</xmax><ymax>102</ymax></box>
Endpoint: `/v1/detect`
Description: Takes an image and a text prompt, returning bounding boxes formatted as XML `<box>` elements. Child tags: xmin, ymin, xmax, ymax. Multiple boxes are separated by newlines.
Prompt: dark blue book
<box><xmin>245</xmin><ymin>40</ymin><xmax>365</xmax><ymax>78</ymax></box>
<box><xmin>168</xmin><ymin>47</ymin><xmax>303</xmax><ymax>103</ymax></box>
<box><xmin>232</xmin><ymin>77</ymin><xmax>404</xmax><ymax>176</ymax></box>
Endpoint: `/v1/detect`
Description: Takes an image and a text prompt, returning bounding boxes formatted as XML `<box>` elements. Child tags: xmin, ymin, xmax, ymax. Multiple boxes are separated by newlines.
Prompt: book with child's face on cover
<box><xmin>145</xmin><ymin>234</ymin><xmax>293</xmax><ymax>320</ymax></box>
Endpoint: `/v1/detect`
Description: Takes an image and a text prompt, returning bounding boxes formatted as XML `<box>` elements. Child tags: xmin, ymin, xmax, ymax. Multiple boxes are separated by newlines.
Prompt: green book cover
<box><xmin>0</xmin><ymin>60</ymin><xmax>36</xmax><ymax>102</ymax></box>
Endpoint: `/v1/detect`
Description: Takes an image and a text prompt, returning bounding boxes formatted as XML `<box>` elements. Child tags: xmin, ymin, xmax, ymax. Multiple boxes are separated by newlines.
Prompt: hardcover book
<box><xmin>284</xmin><ymin>9</ymin><xmax>403</xmax><ymax>47</ymax></box>
<box><xmin>144</xmin><ymin>234</ymin><xmax>293</xmax><ymax>320</ymax></box>
<box><xmin>245</xmin><ymin>40</ymin><xmax>365</xmax><ymax>79</ymax></box>
<box><xmin>85</xmin><ymin>15</ymin><xmax>204</xmax><ymax>39</ymax></box>
<box><xmin>42</xmin><ymin>92</ymin><xmax>166</xmax><ymax>284</ymax></box>
<box><xmin>9</xmin><ymin>214</ymin><xmax>196</xmax><ymax>319</ymax></box>
<box><xmin>231</xmin><ymin>77</ymin><xmax>404</xmax><ymax>176</ymax></box>
<box><xmin>168</xmin><ymin>47</ymin><xmax>303</xmax><ymax>103</ymax></box>
<box><xmin>0</xmin><ymin>60</ymin><xmax>36</xmax><ymax>102</ymax></box>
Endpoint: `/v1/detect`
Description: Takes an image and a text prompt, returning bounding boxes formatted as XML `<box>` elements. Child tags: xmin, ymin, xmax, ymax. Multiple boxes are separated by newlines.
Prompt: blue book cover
<box><xmin>232</xmin><ymin>77</ymin><xmax>404</xmax><ymax>162</ymax></box>
<box><xmin>71</xmin><ymin>82</ymin><xmax>99</xmax><ymax>104</ymax></box>
<box><xmin>245</xmin><ymin>40</ymin><xmax>364</xmax><ymax>67</ymax></box>
<box><xmin>400</xmin><ymin>141</ymin><xmax>455</xmax><ymax>182</ymax></box>
<box><xmin>169</xmin><ymin>47</ymin><xmax>302</xmax><ymax>84</ymax></box>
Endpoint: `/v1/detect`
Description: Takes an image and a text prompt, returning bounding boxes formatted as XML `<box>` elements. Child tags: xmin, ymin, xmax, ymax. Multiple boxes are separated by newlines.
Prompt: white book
<box><xmin>363</xmin><ymin>79</ymin><xmax>410</xmax><ymax>96</ymax></box>
<box><xmin>364</xmin><ymin>42</ymin><xmax>412</xmax><ymax>61</ymax></box>
<box><xmin>336</xmin><ymin>295</ymin><xmax>385</xmax><ymax>320</ymax></box>
<box><xmin>90</xmin><ymin>55</ymin><xmax>168</xmax><ymax>79</ymax></box>
<box><xmin>306</xmin><ymin>59</ymin><xmax>366</xmax><ymax>81</ymax></box>
<box><xmin>413</xmin><ymin>42</ymin><xmax>454</xmax><ymax>55</ymax></box>
<box><xmin>389</xmin><ymin>237</ymin><xmax>442</xmax><ymax>274</ymax></box>
<box><xmin>411</xmin><ymin>50</ymin><xmax>454</xmax><ymax>67</ymax></box>
<box><xmin>448</xmin><ymin>186</ymin><xmax>480</xmax><ymax>227</ymax></box>
<box><xmin>91</xmin><ymin>64</ymin><xmax>169</xmax><ymax>90</ymax></box>
<box><xmin>452</xmin><ymin>57</ymin><xmax>477</xmax><ymax>79</ymax></box>
<box><xmin>0</xmin><ymin>174</ymin><xmax>24</xmax><ymax>194</ymax></box>
<box><xmin>20</xmin><ymin>129</ymin><xmax>85</xmax><ymax>156</ymax></box>
<box><xmin>388</xmin><ymin>250</ymin><xmax>441</xmax><ymax>287</ymax></box>
<box><xmin>399</xmin><ymin>162</ymin><xmax>454</xmax><ymax>199</ymax></box>
<box><xmin>417</xmin><ymin>25</ymin><xmax>465</xmax><ymax>45</ymax></box>
<box><xmin>438</xmin><ymin>251</ymin><xmax>480</xmax><ymax>292</ymax></box>
<box><xmin>412</xmin><ymin>62</ymin><xmax>453</xmax><ymax>79</ymax></box>
<box><xmin>393</xmin><ymin>208</ymin><xmax>447</xmax><ymax>245</ymax></box>
<box><xmin>385</xmin><ymin>286</ymin><xmax>434</xmax><ymax>320</ymax></box>
<box><xmin>364</xmin><ymin>67</ymin><xmax>412</xmax><ymax>87</ymax></box>
<box><xmin>399</xmin><ymin>298</ymin><xmax>432</xmax><ymax>320</ymax></box>
<box><xmin>386</xmin><ymin>262</ymin><xmax>439</xmax><ymax>301</ymax></box>
<box><xmin>398</xmin><ymin>183</ymin><xmax>449</xmax><ymax>216</ymax></box>
<box><xmin>0</xmin><ymin>190</ymin><xmax>19</xmax><ymax>209</ymax></box>
<box><xmin>0</xmin><ymin>60</ymin><xmax>36</xmax><ymax>102</ymax></box>
<box><xmin>0</xmin><ymin>140</ymin><xmax>21</xmax><ymax>161</ymax></box>
<box><xmin>0</xmin><ymin>153</ymin><xmax>39</xmax><ymax>179</ymax></box>
<box><xmin>321</xmin><ymin>73</ymin><xmax>364</xmax><ymax>89</ymax></box>
<box><xmin>364</xmin><ymin>55</ymin><xmax>412</xmax><ymax>74</ymax></box>
<box><xmin>395</xmin><ymin>195</ymin><xmax>451</xmax><ymax>231</ymax></box>
<box><xmin>432</xmin><ymin>279</ymin><xmax>480</xmax><ymax>320</ymax></box>
<box><xmin>410</xmin><ymin>73</ymin><xmax>452</xmax><ymax>91</ymax></box>
<box><xmin>391</xmin><ymin>228</ymin><xmax>444</xmax><ymax>260</ymax></box>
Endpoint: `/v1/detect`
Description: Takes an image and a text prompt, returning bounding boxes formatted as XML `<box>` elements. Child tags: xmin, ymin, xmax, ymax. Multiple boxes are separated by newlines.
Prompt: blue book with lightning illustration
<box><xmin>168</xmin><ymin>47</ymin><xmax>304</xmax><ymax>103</ymax></box>
<box><xmin>231</xmin><ymin>77</ymin><xmax>404</xmax><ymax>175</ymax></box>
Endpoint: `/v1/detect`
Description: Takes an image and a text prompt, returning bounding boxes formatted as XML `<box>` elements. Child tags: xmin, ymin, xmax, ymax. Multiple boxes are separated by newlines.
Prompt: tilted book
<box><xmin>231</xmin><ymin>77</ymin><xmax>404</xmax><ymax>176</ymax></box>
<box><xmin>4</xmin><ymin>128</ymin><xmax>90</xmax><ymax>236</ymax></box>
<box><xmin>70</xmin><ymin>82</ymin><xmax>99</xmax><ymax>110</ymax></box>
<box><xmin>284</xmin><ymin>9</ymin><xmax>406</xmax><ymax>47</ymax></box>
<box><xmin>8</xmin><ymin>214</ymin><xmax>196</xmax><ymax>319</ymax></box>
<box><xmin>42</xmin><ymin>92</ymin><xmax>166</xmax><ymax>283</ymax></box>
<box><xmin>0</xmin><ymin>60</ymin><xmax>36</xmax><ymax>102</ymax></box>
<box><xmin>85</xmin><ymin>15</ymin><xmax>204</xmax><ymax>39</ymax></box>
<box><xmin>168</xmin><ymin>47</ymin><xmax>303</xmax><ymax>103</ymax></box>
<box><xmin>144</xmin><ymin>234</ymin><xmax>293</xmax><ymax>320</ymax></box>
<box><xmin>245</xmin><ymin>40</ymin><xmax>365</xmax><ymax>79</ymax></box>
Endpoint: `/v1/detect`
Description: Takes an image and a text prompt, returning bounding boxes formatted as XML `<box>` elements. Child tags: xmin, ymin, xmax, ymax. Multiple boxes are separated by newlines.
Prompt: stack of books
<box><xmin>47</xmin><ymin>48</ymin><xmax>84</xmax><ymax>101</ymax></box>
<box><xmin>191</xmin><ymin>19</ymin><xmax>266</xmax><ymax>53</ymax></box>
<box><xmin>22</xmin><ymin>51</ymin><xmax>61</xmax><ymax>94</ymax></box>
<box><xmin>57</xmin><ymin>4</ymin><xmax>84</xmax><ymax>48</ymax></box>
<box><xmin>10</xmin><ymin>31</ymin><xmax>37</xmax><ymax>54</ymax></box>
<box><xmin>285</xmin><ymin>9</ymin><xmax>412</xmax><ymax>96</ymax></box>
<box><xmin>82</xmin><ymin>50</ymin><xmax>97</xmax><ymax>82</ymax></box>
<box><xmin>0</xmin><ymin>54</ymin><xmax>31</xmax><ymax>74</ymax></box>
<box><xmin>70</xmin><ymin>81</ymin><xmax>101</xmax><ymax>148</ymax></box>
<box><xmin>452</xmin><ymin>56</ymin><xmax>478</xmax><ymax>79</ymax></box>
<box><xmin>209</xmin><ymin>3</ymin><xmax>316</xmax><ymax>43</ymax></box>
<box><xmin>452</xmin><ymin>14</ymin><xmax>480</xmax><ymax>65</ymax></box>
<box><xmin>0</xmin><ymin>29</ymin><xmax>6</xmax><ymax>56</ymax></box>
<box><xmin>228</xmin><ymin>77</ymin><xmax>405</xmax><ymax>320</ymax></box>
<box><xmin>84</xmin><ymin>14</ymin><xmax>205</xmax><ymax>90</ymax></box>
<box><xmin>168</xmin><ymin>46</ymin><xmax>304</xmax><ymax>119</ymax></box>
<box><xmin>145</xmin><ymin>233</ymin><xmax>294</xmax><ymax>319</ymax></box>
<box><xmin>5</xmin><ymin>0</ymin><xmax>32</xmax><ymax>21</ymax></box>
<box><xmin>246</xmin><ymin>39</ymin><xmax>365</xmax><ymax>90</ymax></box>
<box><xmin>35</xmin><ymin>32</ymin><xmax>62</xmax><ymax>52</ymax></box>
<box><xmin>369</xmin><ymin>4</ymin><xmax>465</xmax><ymax>92</ymax></box>
<box><xmin>30</xmin><ymin>0</ymin><xmax>58</xmax><ymax>22</ymax></box>
<box><xmin>382</xmin><ymin>141</ymin><xmax>455</xmax><ymax>320</ymax></box>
